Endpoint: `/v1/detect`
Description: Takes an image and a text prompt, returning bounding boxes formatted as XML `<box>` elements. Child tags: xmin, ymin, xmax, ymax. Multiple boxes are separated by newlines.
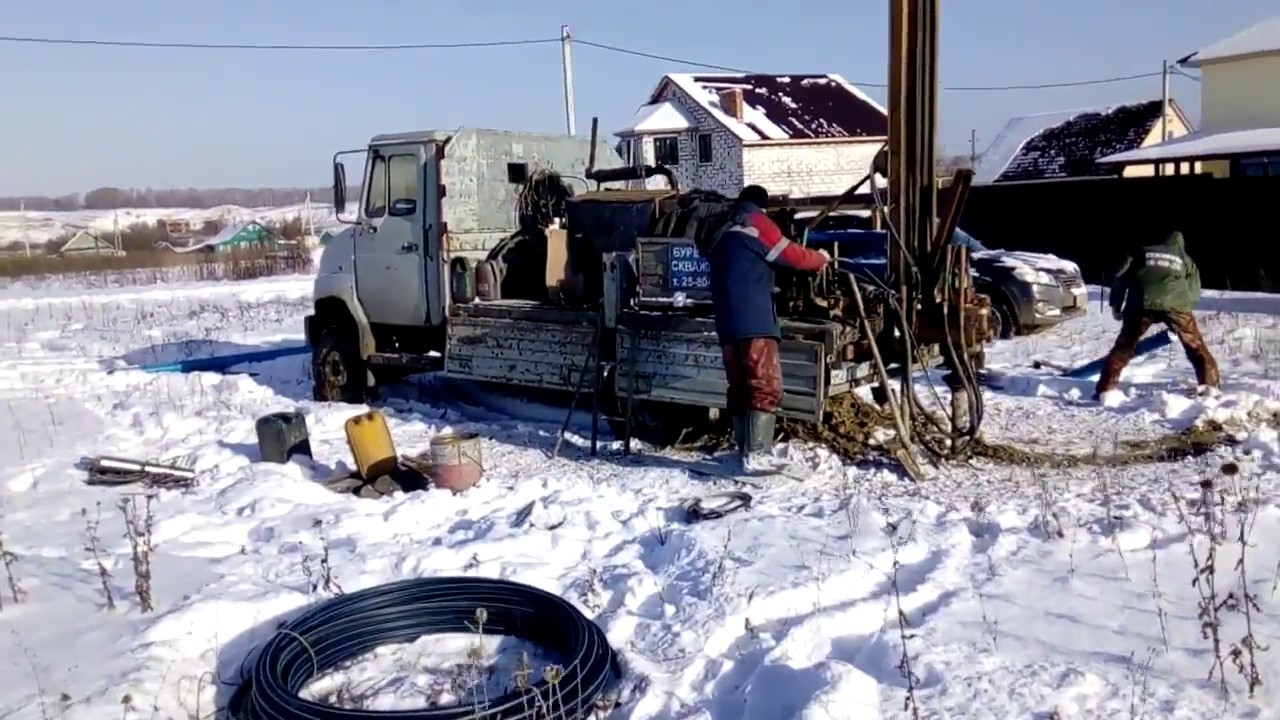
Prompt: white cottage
<box><xmin>614</xmin><ymin>73</ymin><xmax>888</xmax><ymax>199</ymax></box>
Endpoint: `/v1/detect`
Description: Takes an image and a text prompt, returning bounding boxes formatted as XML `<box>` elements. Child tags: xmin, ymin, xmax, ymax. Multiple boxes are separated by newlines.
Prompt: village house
<box><xmin>614</xmin><ymin>73</ymin><xmax>888</xmax><ymax>199</ymax></box>
<box><xmin>1100</xmin><ymin>15</ymin><xmax>1280</xmax><ymax>176</ymax></box>
<box><xmin>162</xmin><ymin>220</ymin><xmax>277</xmax><ymax>254</ymax></box>
<box><xmin>975</xmin><ymin>99</ymin><xmax>1195</xmax><ymax>184</ymax></box>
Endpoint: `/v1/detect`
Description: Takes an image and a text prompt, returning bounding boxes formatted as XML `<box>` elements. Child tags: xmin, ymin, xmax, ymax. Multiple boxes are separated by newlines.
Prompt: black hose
<box><xmin>681</xmin><ymin>491</ymin><xmax>753</xmax><ymax>522</ymax></box>
<box><xmin>227</xmin><ymin>576</ymin><xmax>622</xmax><ymax>720</ymax></box>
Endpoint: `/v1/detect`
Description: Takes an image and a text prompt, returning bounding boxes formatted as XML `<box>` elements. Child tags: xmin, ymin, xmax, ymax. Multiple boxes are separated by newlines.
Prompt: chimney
<box><xmin>719</xmin><ymin>88</ymin><xmax>744</xmax><ymax>121</ymax></box>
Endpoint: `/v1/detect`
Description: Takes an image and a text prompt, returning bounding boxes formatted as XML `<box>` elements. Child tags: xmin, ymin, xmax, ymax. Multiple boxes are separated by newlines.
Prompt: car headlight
<box><xmin>1011</xmin><ymin>266</ymin><xmax>1058</xmax><ymax>286</ymax></box>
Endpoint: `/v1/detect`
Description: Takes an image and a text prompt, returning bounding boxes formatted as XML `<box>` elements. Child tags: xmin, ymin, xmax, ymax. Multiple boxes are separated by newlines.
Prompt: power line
<box><xmin>573</xmin><ymin>39</ymin><xmax>1167</xmax><ymax>91</ymax></box>
<box><xmin>0</xmin><ymin>31</ymin><xmax>1179</xmax><ymax>92</ymax></box>
<box><xmin>0</xmin><ymin>34</ymin><xmax>559</xmax><ymax>50</ymax></box>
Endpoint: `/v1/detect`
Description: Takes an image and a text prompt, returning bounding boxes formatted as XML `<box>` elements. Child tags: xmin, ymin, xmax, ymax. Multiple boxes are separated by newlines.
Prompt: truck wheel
<box><xmin>312</xmin><ymin>326</ymin><xmax>368</xmax><ymax>403</ymax></box>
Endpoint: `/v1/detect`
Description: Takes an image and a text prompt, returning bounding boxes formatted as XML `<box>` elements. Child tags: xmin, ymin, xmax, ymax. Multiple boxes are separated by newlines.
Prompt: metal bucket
<box><xmin>428</xmin><ymin>431</ymin><xmax>483</xmax><ymax>493</ymax></box>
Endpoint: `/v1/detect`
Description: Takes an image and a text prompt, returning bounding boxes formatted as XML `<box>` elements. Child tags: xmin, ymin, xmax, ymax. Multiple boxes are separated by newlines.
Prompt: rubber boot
<box><xmin>741</xmin><ymin>410</ymin><xmax>780</xmax><ymax>474</ymax></box>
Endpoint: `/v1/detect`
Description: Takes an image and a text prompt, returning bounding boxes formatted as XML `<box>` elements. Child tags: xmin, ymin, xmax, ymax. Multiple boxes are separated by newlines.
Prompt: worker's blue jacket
<box><xmin>703</xmin><ymin>201</ymin><xmax>829</xmax><ymax>343</ymax></box>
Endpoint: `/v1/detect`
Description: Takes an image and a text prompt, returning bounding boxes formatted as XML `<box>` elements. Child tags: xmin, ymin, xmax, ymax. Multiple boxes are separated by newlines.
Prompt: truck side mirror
<box><xmin>333</xmin><ymin>162</ymin><xmax>347</xmax><ymax>214</ymax></box>
<box><xmin>388</xmin><ymin>198</ymin><xmax>417</xmax><ymax>217</ymax></box>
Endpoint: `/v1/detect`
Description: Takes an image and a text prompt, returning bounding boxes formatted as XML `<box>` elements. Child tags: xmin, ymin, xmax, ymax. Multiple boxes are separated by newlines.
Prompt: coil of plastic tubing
<box><xmin>227</xmin><ymin>576</ymin><xmax>622</xmax><ymax>720</ymax></box>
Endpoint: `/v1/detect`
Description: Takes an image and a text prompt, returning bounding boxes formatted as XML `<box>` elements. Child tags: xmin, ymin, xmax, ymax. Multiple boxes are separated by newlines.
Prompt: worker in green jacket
<box><xmin>1096</xmin><ymin>230</ymin><xmax>1220</xmax><ymax>399</ymax></box>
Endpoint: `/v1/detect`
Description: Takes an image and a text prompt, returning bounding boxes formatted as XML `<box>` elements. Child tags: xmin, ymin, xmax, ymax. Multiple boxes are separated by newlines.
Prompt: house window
<box><xmin>653</xmin><ymin>135</ymin><xmax>680</xmax><ymax>166</ymax></box>
<box><xmin>697</xmin><ymin>133</ymin><xmax>713</xmax><ymax>164</ymax></box>
<box><xmin>1233</xmin><ymin>156</ymin><xmax>1280</xmax><ymax>177</ymax></box>
<box><xmin>622</xmin><ymin>139</ymin><xmax>634</xmax><ymax>166</ymax></box>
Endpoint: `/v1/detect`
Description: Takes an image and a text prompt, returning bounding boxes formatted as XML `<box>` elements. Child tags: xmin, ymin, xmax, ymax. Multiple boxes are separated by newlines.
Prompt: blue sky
<box><xmin>0</xmin><ymin>0</ymin><xmax>1274</xmax><ymax>196</ymax></box>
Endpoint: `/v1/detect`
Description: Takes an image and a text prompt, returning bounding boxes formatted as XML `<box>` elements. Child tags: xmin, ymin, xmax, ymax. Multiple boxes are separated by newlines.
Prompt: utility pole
<box><xmin>968</xmin><ymin>128</ymin><xmax>978</xmax><ymax>169</ymax></box>
<box><xmin>560</xmin><ymin>25</ymin><xmax>577</xmax><ymax>136</ymax></box>
<box><xmin>1159</xmin><ymin>60</ymin><xmax>1170</xmax><ymax>176</ymax></box>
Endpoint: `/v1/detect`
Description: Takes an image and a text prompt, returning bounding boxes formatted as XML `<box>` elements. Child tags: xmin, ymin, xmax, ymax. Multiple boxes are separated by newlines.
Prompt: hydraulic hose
<box><xmin>227</xmin><ymin>576</ymin><xmax>622</xmax><ymax>720</ymax></box>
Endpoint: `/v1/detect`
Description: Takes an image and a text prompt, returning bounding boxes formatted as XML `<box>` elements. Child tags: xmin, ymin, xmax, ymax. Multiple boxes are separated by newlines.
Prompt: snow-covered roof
<box><xmin>1182</xmin><ymin>16</ymin><xmax>1280</xmax><ymax>68</ymax></box>
<box><xmin>1097</xmin><ymin>127</ymin><xmax>1280</xmax><ymax>165</ymax></box>
<box><xmin>615</xmin><ymin>101</ymin><xmax>695</xmax><ymax>137</ymax></box>
<box><xmin>974</xmin><ymin>108</ymin><xmax>1088</xmax><ymax>184</ymax></box>
<box><xmin>976</xmin><ymin>100</ymin><xmax>1172</xmax><ymax>183</ymax></box>
<box><xmin>58</xmin><ymin>229</ymin><xmax>118</xmax><ymax>254</ymax></box>
<box><xmin>651</xmin><ymin>73</ymin><xmax>887</xmax><ymax>142</ymax></box>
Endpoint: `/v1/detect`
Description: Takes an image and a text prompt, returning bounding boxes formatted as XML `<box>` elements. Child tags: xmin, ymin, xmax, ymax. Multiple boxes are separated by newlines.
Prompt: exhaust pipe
<box><xmin>583</xmin><ymin>116</ymin><xmax>679</xmax><ymax>191</ymax></box>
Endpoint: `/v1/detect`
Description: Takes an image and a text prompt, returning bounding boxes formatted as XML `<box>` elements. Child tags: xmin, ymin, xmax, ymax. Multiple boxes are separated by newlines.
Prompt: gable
<box><xmin>59</xmin><ymin>231</ymin><xmax>113</xmax><ymax>253</ymax></box>
<box><xmin>1183</xmin><ymin>15</ymin><xmax>1280</xmax><ymax>68</ymax></box>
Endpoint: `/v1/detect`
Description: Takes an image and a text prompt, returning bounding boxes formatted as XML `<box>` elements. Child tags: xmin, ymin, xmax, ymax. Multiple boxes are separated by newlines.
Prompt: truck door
<box><xmin>354</xmin><ymin>143</ymin><xmax>428</xmax><ymax>326</ymax></box>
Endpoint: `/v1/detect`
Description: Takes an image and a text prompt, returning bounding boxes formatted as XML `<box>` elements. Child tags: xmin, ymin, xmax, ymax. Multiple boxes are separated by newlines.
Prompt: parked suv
<box><xmin>807</xmin><ymin>226</ymin><xmax>1088</xmax><ymax>339</ymax></box>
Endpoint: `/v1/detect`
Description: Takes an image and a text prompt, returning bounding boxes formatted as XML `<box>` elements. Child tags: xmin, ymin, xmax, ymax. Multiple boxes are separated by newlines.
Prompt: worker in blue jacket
<box><xmin>702</xmin><ymin>185</ymin><xmax>832</xmax><ymax>472</ymax></box>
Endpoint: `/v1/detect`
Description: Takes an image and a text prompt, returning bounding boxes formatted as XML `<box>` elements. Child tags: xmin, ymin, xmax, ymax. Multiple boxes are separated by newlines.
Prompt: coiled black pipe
<box><xmin>227</xmin><ymin>576</ymin><xmax>622</xmax><ymax>720</ymax></box>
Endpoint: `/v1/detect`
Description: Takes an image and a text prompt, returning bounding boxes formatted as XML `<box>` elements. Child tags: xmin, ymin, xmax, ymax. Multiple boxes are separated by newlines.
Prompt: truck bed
<box><xmin>443</xmin><ymin>300</ymin><xmax>879</xmax><ymax>422</ymax></box>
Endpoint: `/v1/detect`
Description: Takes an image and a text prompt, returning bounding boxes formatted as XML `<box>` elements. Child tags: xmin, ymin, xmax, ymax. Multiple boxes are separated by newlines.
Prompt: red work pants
<box><xmin>721</xmin><ymin>337</ymin><xmax>783</xmax><ymax>413</ymax></box>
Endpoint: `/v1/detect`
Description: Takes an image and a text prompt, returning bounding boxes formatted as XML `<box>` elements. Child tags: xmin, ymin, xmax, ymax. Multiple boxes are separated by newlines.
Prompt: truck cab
<box><xmin>305</xmin><ymin>128</ymin><xmax>623</xmax><ymax>403</ymax></box>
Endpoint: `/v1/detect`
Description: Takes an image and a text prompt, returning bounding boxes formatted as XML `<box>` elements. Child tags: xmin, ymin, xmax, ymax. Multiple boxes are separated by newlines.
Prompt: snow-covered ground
<box><xmin>0</xmin><ymin>277</ymin><xmax>1278</xmax><ymax>719</ymax></box>
<box><xmin>0</xmin><ymin>202</ymin><xmax>342</xmax><ymax>248</ymax></box>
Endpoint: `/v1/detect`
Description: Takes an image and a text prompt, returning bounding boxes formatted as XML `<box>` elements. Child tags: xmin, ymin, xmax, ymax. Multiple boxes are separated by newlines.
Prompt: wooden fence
<box><xmin>960</xmin><ymin>174</ymin><xmax>1280</xmax><ymax>292</ymax></box>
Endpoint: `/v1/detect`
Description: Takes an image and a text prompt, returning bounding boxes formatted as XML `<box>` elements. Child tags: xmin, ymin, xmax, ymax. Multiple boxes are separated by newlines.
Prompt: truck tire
<box><xmin>311</xmin><ymin>326</ymin><xmax>368</xmax><ymax>403</ymax></box>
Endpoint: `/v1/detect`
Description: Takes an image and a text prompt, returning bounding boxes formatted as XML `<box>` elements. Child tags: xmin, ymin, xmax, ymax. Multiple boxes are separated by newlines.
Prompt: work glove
<box><xmin>1110</xmin><ymin>307</ymin><xmax>1123</xmax><ymax>322</ymax></box>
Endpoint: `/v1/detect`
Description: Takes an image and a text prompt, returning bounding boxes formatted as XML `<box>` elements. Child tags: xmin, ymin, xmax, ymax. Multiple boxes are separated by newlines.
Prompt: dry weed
<box><xmin>82</xmin><ymin>503</ymin><xmax>115</xmax><ymax>611</ymax></box>
<box><xmin>1171</xmin><ymin>461</ymin><xmax>1270</xmax><ymax>699</ymax></box>
<box><xmin>119</xmin><ymin>494</ymin><xmax>156</xmax><ymax>613</ymax></box>
<box><xmin>301</xmin><ymin>518</ymin><xmax>343</xmax><ymax>598</ymax></box>
<box><xmin>885</xmin><ymin>518</ymin><xmax>922</xmax><ymax>719</ymax></box>
<box><xmin>0</xmin><ymin>524</ymin><xmax>26</xmax><ymax>609</ymax></box>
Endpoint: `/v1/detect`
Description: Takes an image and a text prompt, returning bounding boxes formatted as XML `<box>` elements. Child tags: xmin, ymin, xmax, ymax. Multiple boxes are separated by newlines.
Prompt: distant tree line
<box><xmin>0</xmin><ymin>186</ymin><xmax>361</xmax><ymax>212</ymax></box>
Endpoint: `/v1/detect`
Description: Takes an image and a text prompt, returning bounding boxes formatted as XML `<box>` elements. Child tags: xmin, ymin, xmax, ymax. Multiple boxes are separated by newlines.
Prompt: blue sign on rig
<box><xmin>668</xmin><ymin>242</ymin><xmax>710</xmax><ymax>290</ymax></box>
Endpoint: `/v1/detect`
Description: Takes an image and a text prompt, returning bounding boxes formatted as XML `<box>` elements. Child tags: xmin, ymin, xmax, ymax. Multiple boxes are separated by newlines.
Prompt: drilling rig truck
<box><xmin>305</xmin><ymin>121</ymin><xmax>990</xmax><ymax>449</ymax></box>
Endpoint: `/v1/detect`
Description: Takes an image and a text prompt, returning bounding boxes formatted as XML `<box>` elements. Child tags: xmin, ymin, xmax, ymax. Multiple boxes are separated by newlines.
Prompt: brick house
<box><xmin>613</xmin><ymin>73</ymin><xmax>888</xmax><ymax>198</ymax></box>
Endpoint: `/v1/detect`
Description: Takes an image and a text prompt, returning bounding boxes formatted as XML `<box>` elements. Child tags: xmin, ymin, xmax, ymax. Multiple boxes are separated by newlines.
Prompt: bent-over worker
<box><xmin>702</xmin><ymin>185</ymin><xmax>831</xmax><ymax>471</ymax></box>
<box><xmin>1096</xmin><ymin>229</ymin><xmax>1220</xmax><ymax>400</ymax></box>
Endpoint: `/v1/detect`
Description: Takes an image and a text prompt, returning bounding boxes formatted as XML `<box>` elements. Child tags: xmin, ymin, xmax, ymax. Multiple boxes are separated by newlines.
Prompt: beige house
<box><xmin>1100</xmin><ymin>16</ymin><xmax>1280</xmax><ymax>176</ymax></box>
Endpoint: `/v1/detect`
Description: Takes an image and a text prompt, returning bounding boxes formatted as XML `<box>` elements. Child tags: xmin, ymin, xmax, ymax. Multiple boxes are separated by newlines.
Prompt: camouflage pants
<box><xmin>1096</xmin><ymin>310</ymin><xmax>1221</xmax><ymax>394</ymax></box>
<box><xmin>721</xmin><ymin>337</ymin><xmax>783</xmax><ymax>413</ymax></box>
